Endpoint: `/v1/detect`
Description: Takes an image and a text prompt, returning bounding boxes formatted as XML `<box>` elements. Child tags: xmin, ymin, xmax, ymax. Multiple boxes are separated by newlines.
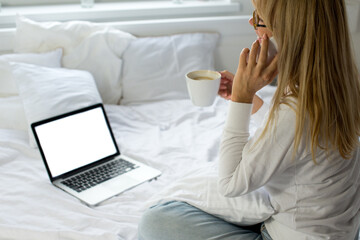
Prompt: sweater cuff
<box><xmin>225</xmin><ymin>101</ymin><xmax>252</xmax><ymax>132</ymax></box>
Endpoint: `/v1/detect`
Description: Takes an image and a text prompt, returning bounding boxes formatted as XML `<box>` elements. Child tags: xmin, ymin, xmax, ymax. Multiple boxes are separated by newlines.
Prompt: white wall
<box><xmin>235</xmin><ymin>0</ymin><xmax>360</xmax><ymax>71</ymax></box>
<box><xmin>352</xmin><ymin>33</ymin><xmax>360</xmax><ymax>71</ymax></box>
<box><xmin>0</xmin><ymin>0</ymin><xmax>359</xmax><ymax>72</ymax></box>
<box><xmin>348</xmin><ymin>1</ymin><xmax>360</xmax><ymax>70</ymax></box>
<box><xmin>0</xmin><ymin>16</ymin><xmax>256</xmax><ymax>73</ymax></box>
<box><xmin>352</xmin><ymin>12</ymin><xmax>360</xmax><ymax>71</ymax></box>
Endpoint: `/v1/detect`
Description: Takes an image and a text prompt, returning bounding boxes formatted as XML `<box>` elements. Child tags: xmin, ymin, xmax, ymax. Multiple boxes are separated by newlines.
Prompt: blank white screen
<box><xmin>35</xmin><ymin>107</ymin><xmax>118</xmax><ymax>177</ymax></box>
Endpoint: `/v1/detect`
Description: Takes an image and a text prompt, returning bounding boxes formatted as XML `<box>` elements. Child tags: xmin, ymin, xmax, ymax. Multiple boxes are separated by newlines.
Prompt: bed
<box><xmin>0</xmin><ymin>14</ymin><xmax>274</xmax><ymax>240</ymax></box>
<box><xmin>0</xmin><ymin>89</ymin><xmax>277</xmax><ymax>240</ymax></box>
<box><xmin>1</xmin><ymin>15</ymin><xmax>358</xmax><ymax>240</ymax></box>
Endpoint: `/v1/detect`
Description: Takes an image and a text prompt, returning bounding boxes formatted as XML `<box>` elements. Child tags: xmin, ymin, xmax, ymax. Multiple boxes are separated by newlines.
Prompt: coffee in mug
<box><xmin>186</xmin><ymin>70</ymin><xmax>221</xmax><ymax>107</ymax></box>
<box><xmin>192</xmin><ymin>76</ymin><xmax>215</xmax><ymax>80</ymax></box>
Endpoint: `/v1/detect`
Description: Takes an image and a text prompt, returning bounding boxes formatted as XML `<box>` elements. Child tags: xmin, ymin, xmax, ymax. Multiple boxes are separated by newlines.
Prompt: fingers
<box><xmin>229</xmin><ymin>36</ymin><xmax>278</xmax><ymax>100</ymax></box>
<box><xmin>262</xmin><ymin>54</ymin><xmax>279</xmax><ymax>84</ymax></box>
<box><xmin>219</xmin><ymin>71</ymin><xmax>233</xmax><ymax>92</ymax></box>
<box><xmin>220</xmin><ymin>70</ymin><xmax>234</xmax><ymax>81</ymax></box>
<box><xmin>218</xmin><ymin>90</ymin><xmax>231</xmax><ymax>100</ymax></box>
<box><xmin>257</xmin><ymin>34</ymin><xmax>269</xmax><ymax>67</ymax></box>
<box><xmin>219</xmin><ymin>89</ymin><xmax>228</xmax><ymax>98</ymax></box>
<box><xmin>218</xmin><ymin>71</ymin><xmax>233</xmax><ymax>99</ymax></box>
<box><xmin>219</xmin><ymin>83</ymin><xmax>229</xmax><ymax>90</ymax></box>
<box><xmin>218</xmin><ymin>88</ymin><xmax>229</xmax><ymax>98</ymax></box>
<box><xmin>248</xmin><ymin>40</ymin><xmax>260</xmax><ymax>67</ymax></box>
<box><xmin>238</xmin><ymin>48</ymin><xmax>250</xmax><ymax>70</ymax></box>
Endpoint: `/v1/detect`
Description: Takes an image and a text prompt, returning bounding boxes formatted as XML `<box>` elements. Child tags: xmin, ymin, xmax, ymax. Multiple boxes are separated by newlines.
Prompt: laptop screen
<box><xmin>33</xmin><ymin>106</ymin><xmax>118</xmax><ymax>178</ymax></box>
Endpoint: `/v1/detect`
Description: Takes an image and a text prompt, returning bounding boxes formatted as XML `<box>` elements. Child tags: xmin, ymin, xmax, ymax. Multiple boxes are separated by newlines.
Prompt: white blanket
<box><xmin>0</xmin><ymin>87</ymin><xmax>276</xmax><ymax>240</ymax></box>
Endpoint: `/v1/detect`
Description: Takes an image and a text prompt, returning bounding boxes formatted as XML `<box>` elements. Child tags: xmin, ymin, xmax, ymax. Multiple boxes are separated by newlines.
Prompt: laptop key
<box><xmin>61</xmin><ymin>158</ymin><xmax>137</xmax><ymax>193</ymax></box>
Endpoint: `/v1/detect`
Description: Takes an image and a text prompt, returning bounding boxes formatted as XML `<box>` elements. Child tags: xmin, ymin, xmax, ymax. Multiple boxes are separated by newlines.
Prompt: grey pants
<box><xmin>138</xmin><ymin>201</ymin><xmax>273</xmax><ymax>240</ymax></box>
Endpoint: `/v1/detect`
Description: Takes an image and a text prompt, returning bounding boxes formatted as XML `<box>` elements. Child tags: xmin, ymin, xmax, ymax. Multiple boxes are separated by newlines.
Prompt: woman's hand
<box><xmin>231</xmin><ymin>34</ymin><xmax>278</xmax><ymax>103</ymax></box>
<box><xmin>218</xmin><ymin>70</ymin><xmax>234</xmax><ymax>100</ymax></box>
<box><xmin>218</xmin><ymin>69</ymin><xmax>265</xmax><ymax>114</ymax></box>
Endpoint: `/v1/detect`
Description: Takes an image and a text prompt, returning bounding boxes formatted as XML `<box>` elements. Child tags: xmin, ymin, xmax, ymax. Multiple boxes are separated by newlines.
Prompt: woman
<box><xmin>138</xmin><ymin>0</ymin><xmax>360</xmax><ymax>239</ymax></box>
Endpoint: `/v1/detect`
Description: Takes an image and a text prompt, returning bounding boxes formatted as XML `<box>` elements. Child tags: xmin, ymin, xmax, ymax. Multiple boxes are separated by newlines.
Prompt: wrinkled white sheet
<box><xmin>0</xmin><ymin>87</ymin><xmax>276</xmax><ymax>240</ymax></box>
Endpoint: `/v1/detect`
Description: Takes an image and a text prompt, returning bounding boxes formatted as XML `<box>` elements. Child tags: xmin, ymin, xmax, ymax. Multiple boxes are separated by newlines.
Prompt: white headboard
<box><xmin>0</xmin><ymin>16</ymin><xmax>257</xmax><ymax>73</ymax></box>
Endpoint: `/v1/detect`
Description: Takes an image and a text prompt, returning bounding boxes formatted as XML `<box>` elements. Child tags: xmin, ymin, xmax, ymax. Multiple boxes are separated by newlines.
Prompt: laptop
<box><xmin>31</xmin><ymin>103</ymin><xmax>161</xmax><ymax>206</ymax></box>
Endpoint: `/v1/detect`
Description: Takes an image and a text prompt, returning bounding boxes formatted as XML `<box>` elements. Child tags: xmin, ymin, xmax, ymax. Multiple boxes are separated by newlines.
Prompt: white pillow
<box><xmin>10</xmin><ymin>62</ymin><xmax>102</xmax><ymax>148</ymax></box>
<box><xmin>0</xmin><ymin>48</ymin><xmax>63</xmax><ymax>67</ymax></box>
<box><xmin>15</xmin><ymin>15</ymin><xmax>136</xmax><ymax>104</ymax></box>
<box><xmin>0</xmin><ymin>96</ymin><xmax>27</xmax><ymax>131</ymax></box>
<box><xmin>144</xmin><ymin>170</ymin><xmax>275</xmax><ymax>226</ymax></box>
<box><xmin>0</xmin><ymin>48</ymin><xmax>63</xmax><ymax>97</ymax></box>
<box><xmin>120</xmin><ymin>33</ymin><xmax>219</xmax><ymax>105</ymax></box>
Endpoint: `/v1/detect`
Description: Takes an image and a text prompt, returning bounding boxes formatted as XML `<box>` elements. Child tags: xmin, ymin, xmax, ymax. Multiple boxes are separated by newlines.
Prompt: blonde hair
<box><xmin>253</xmin><ymin>0</ymin><xmax>360</xmax><ymax>161</ymax></box>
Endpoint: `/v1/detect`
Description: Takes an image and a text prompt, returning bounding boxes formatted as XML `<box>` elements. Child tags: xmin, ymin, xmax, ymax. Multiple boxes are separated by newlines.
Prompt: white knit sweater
<box><xmin>219</xmin><ymin>101</ymin><xmax>360</xmax><ymax>240</ymax></box>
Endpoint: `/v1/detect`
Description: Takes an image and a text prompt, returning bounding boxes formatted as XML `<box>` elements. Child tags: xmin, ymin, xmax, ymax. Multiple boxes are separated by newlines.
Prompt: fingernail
<box><xmin>242</xmin><ymin>48</ymin><xmax>250</xmax><ymax>53</ymax></box>
<box><xmin>263</xmin><ymin>33</ymin><xmax>268</xmax><ymax>39</ymax></box>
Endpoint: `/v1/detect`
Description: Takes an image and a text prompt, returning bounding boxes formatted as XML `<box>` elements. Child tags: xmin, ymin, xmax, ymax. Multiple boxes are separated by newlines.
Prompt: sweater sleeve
<box><xmin>218</xmin><ymin>101</ymin><xmax>296</xmax><ymax>197</ymax></box>
<box><xmin>251</xmin><ymin>101</ymin><xmax>269</xmax><ymax>127</ymax></box>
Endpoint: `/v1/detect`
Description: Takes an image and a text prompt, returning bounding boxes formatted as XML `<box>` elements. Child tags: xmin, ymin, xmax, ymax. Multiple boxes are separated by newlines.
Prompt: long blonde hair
<box><xmin>253</xmin><ymin>0</ymin><xmax>360</xmax><ymax>161</ymax></box>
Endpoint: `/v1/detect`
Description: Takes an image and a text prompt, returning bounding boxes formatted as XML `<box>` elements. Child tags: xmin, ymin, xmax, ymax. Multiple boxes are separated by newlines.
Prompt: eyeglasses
<box><xmin>253</xmin><ymin>10</ymin><xmax>267</xmax><ymax>30</ymax></box>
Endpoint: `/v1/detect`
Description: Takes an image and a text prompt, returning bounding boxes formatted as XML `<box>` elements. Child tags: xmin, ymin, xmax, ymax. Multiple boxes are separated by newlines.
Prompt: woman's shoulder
<box><xmin>264</xmin><ymin>99</ymin><xmax>298</xmax><ymax>143</ymax></box>
<box><xmin>275</xmin><ymin>99</ymin><xmax>297</xmax><ymax>123</ymax></box>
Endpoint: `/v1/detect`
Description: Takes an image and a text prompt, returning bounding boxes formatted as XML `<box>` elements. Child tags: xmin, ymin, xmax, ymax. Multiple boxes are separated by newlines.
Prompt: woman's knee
<box><xmin>138</xmin><ymin>200</ymin><xmax>263</xmax><ymax>240</ymax></box>
<box><xmin>138</xmin><ymin>201</ymin><xmax>186</xmax><ymax>240</ymax></box>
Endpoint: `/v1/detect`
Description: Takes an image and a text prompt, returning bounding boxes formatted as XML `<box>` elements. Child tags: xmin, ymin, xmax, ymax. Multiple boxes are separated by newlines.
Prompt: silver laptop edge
<box><xmin>31</xmin><ymin>104</ymin><xmax>161</xmax><ymax>207</ymax></box>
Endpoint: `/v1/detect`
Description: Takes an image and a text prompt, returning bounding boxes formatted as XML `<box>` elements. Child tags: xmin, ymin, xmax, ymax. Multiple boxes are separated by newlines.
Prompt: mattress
<box><xmin>0</xmin><ymin>87</ymin><xmax>276</xmax><ymax>240</ymax></box>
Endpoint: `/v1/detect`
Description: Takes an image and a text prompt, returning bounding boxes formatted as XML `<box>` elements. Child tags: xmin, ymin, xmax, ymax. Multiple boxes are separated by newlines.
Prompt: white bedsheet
<box><xmin>0</xmin><ymin>87</ymin><xmax>276</xmax><ymax>240</ymax></box>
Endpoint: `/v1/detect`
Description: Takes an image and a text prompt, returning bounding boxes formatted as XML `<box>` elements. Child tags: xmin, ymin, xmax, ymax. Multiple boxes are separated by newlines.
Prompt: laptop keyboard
<box><xmin>61</xmin><ymin>158</ymin><xmax>138</xmax><ymax>193</ymax></box>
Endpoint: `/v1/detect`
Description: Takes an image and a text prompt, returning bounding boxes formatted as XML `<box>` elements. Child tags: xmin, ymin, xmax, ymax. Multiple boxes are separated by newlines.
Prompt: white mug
<box><xmin>186</xmin><ymin>70</ymin><xmax>221</xmax><ymax>107</ymax></box>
